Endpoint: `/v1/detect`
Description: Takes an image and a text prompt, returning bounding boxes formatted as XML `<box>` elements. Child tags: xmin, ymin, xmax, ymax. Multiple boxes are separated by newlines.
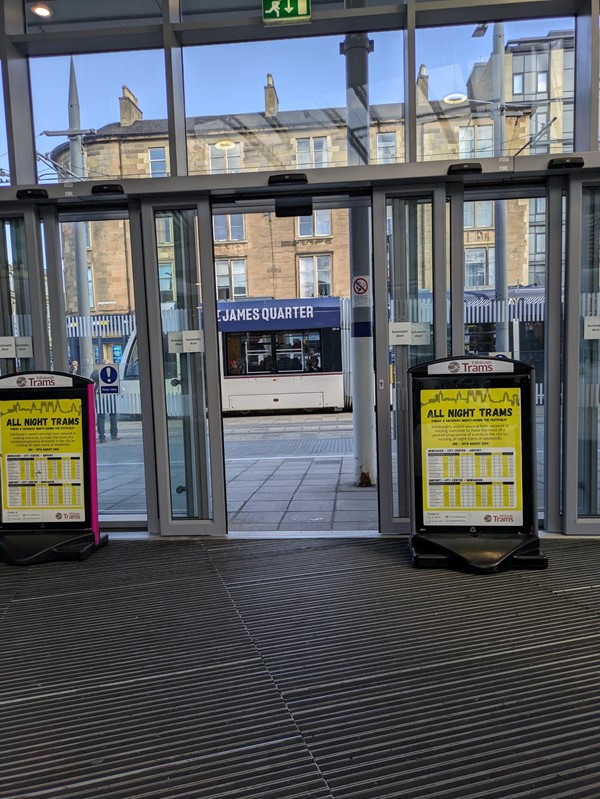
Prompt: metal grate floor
<box><xmin>2</xmin><ymin>538</ymin><xmax>600</xmax><ymax>798</ymax></box>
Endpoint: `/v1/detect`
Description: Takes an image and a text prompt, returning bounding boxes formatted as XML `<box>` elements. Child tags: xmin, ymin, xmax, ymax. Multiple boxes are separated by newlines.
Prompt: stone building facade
<box><xmin>54</xmin><ymin>29</ymin><xmax>572</xmax><ymax>329</ymax></box>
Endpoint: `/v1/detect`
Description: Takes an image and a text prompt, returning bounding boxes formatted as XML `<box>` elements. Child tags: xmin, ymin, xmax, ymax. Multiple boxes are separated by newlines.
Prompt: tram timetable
<box><xmin>420</xmin><ymin>387</ymin><xmax>523</xmax><ymax>527</ymax></box>
<box><xmin>0</xmin><ymin>397</ymin><xmax>85</xmax><ymax>523</ymax></box>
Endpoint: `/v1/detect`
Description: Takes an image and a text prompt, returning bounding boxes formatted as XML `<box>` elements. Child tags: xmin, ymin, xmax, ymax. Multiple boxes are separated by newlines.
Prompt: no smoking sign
<box><xmin>352</xmin><ymin>275</ymin><xmax>371</xmax><ymax>307</ymax></box>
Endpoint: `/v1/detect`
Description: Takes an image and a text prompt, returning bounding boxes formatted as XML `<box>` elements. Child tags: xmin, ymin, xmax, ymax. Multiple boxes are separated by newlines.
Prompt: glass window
<box><xmin>159</xmin><ymin>263</ymin><xmax>174</xmax><ymax>303</ymax></box>
<box><xmin>215</xmin><ymin>258</ymin><xmax>247</xmax><ymax>300</ymax></box>
<box><xmin>30</xmin><ymin>51</ymin><xmax>167</xmax><ymax>183</ymax></box>
<box><xmin>477</xmin><ymin>201</ymin><xmax>493</xmax><ymax>227</ymax></box>
<box><xmin>464</xmin><ymin>202</ymin><xmax>475</xmax><ymax>228</ymax></box>
<box><xmin>296</xmin><ymin>137</ymin><xmax>328</xmax><ymax>169</ymax></box>
<box><xmin>88</xmin><ymin>266</ymin><xmax>94</xmax><ymax>307</ymax></box>
<box><xmin>537</xmin><ymin>71</ymin><xmax>548</xmax><ymax>93</ymax></box>
<box><xmin>377</xmin><ymin>132</ymin><xmax>397</xmax><ymax>164</ymax></box>
<box><xmin>298</xmin><ymin>210</ymin><xmax>332</xmax><ymax>238</ymax></box>
<box><xmin>213</xmin><ymin>214</ymin><xmax>245</xmax><ymax>242</ymax></box>
<box><xmin>209</xmin><ymin>142</ymin><xmax>241</xmax><ymax>174</ymax></box>
<box><xmin>459</xmin><ymin>127</ymin><xmax>474</xmax><ymax>158</ymax></box>
<box><xmin>465</xmin><ymin>247</ymin><xmax>494</xmax><ymax>288</ymax></box>
<box><xmin>475</xmin><ymin>125</ymin><xmax>493</xmax><ymax>157</ymax></box>
<box><xmin>183</xmin><ymin>32</ymin><xmax>403</xmax><ymax>174</ymax></box>
<box><xmin>298</xmin><ymin>255</ymin><xmax>332</xmax><ymax>297</ymax></box>
<box><xmin>156</xmin><ymin>216</ymin><xmax>173</xmax><ymax>244</ymax></box>
<box><xmin>149</xmin><ymin>147</ymin><xmax>167</xmax><ymax>177</ymax></box>
<box><xmin>513</xmin><ymin>73</ymin><xmax>524</xmax><ymax>95</ymax></box>
<box><xmin>416</xmin><ymin>18</ymin><xmax>574</xmax><ymax>161</ymax></box>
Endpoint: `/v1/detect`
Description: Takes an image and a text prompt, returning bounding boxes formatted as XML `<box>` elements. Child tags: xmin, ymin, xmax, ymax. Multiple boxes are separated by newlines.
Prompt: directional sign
<box><xmin>99</xmin><ymin>365</ymin><xmax>120</xmax><ymax>394</ymax></box>
<box><xmin>263</xmin><ymin>0</ymin><xmax>310</xmax><ymax>25</ymax></box>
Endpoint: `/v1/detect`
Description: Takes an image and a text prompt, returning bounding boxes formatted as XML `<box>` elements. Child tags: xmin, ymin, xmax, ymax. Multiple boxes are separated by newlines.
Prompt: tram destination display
<box><xmin>408</xmin><ymin>356</ymin><xmax>547</xmax><ymax>573</ymax></box>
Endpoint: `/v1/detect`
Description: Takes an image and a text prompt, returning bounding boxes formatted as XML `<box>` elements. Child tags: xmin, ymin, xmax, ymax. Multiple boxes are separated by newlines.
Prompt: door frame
<box><xmin>133</xmin><ymin>196</ymin><xmax>227</xmax><ymax>535</ymax></box>
<box><xmin>372</xmin><ymin>175</ymin><xmax>568</xmax><ymax>536</ymax></box>
<box><xmin>373</xmin><ymin>183</ymin><xmax>448</xmax><ymax>535</ymax></box>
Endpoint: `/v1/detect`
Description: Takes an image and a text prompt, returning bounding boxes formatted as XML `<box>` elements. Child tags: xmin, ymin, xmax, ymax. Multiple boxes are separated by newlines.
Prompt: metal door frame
<box><xmin>134</xmin><ymin>196</ymin><xmax>226</xmax><ymax>535</ymax></box>
<box><xmin>562</xmin><ymin>173</ymin><xmax>600</xmax><ymax>535</ymax></box>
<box><xmin>373</xmin><ymin>175</ymin><xmax>568</xmax><ymax>536</ymax></box>
<box><xmin>373</xmin><ymin>184</ymin><xmax>448</xmax><ymax>535</ymax></box>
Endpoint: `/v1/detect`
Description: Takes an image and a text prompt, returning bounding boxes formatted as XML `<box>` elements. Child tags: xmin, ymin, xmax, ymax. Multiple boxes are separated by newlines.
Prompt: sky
<box><xmin>0</xmin><ymin>16</ymin><xmax>573</xmax><ymax>180</ymax></box>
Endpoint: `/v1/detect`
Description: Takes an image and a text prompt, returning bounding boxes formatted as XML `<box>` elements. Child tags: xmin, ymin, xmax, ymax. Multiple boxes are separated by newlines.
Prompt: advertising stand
<box><xmin>0</xmin><ymin>371</ymin><xmax>107</xmax><ymax>565</ymax></box>
<box><xmin>408</xmin><ymin>356</ymin><xmax>547</xmax><ymax>573</ymax></box>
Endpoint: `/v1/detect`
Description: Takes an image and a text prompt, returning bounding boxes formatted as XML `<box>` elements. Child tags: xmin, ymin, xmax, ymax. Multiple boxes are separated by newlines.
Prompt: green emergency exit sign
<box><xmin>262</xmin><ymin>0</ymin><xmax>311</xmax><ymax>25</ymax></box>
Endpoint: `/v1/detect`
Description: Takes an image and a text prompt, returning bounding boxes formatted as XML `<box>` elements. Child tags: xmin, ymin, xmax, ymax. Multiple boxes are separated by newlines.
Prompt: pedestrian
<box><xmin>68</xmin><ymin>359</ymin><xmax>79</xmax><ymax>375</ymax></box>
<box><xmin>91</xmin><ymin>358</ymin><xmax>120</xmax><ymax>443</ymax></box>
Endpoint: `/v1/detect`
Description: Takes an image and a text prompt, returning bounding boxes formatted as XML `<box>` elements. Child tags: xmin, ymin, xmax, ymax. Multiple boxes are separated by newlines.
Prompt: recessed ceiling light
<box><xmin>30</xmin><ymin>3</ymin><xmax>53</xmax><ymax>17</ymax></box>
<box><xmin>442</xmin><ymin>93</ymin><xmax>468</xmax><ymax>105</ymax></box>
<box><xmin>214</xmin><ymin>140</ymin><xmax>236</xmax><ymax>150</ymax></box>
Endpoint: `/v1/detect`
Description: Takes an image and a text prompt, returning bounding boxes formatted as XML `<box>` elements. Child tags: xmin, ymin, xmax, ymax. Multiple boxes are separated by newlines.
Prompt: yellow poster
<box><xmin>420</xmin><ymin>387</ymin><xmax>522</xmax><ymax>526</ymax></box>
<box><xmin>0</xmin><ymin>398</ymin><xmax>85</xmax><ymax>524</ymax></box>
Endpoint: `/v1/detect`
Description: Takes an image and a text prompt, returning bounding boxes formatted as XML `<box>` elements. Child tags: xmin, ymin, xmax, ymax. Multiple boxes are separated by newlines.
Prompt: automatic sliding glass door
<box><xmin>138</xmin><ymin>199</ymin><xmax>226</xmax><ymax>535</ymax></box>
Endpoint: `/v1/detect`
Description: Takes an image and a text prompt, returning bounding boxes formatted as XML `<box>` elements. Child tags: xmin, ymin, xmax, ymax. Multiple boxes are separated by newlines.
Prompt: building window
<box><xmin>298</xmin><ymin>255</ymin><xmax>332</xmax><ymax>297</ymax></box>
<box><xmin>209</xmin><ymin>142</ymin><xmax>241</xmax><ymax>174</ymax></box>
<box><xmin>156</xmin><ymin>216</ymin><xmax>173</xmax><ymax>244</ymax></box>
<box><xmin>465</xmin><ymin>247</ymin><xmax>495</xmax><ymax>289</ymax></box>
<box><xmin>459</xmin><ymin>125</ymin><xmax>492</xmax><ymax>158</ymax></box>
<box><xmin>216</xmin><ymin>258</ymin><xmax>247</xmax><ymax>300</ymax></box>
<box><xmin>149</xmin><ymin>147</ymin><xmax>168</xmax><ymax>177</ymax></box>
<box><xmin>531</xmin><ymin>108</ymin><xmax>550</xmax><ymax>154</ymax></box>
<box><xmin>298</xmin><ymin>210</ymin><xmax>332</xmax><ymax>238</ymax></box>
<box><xmin>88</xmin><ymin>266</ymin><xmax>94</xmax><ymax>307</ymax></box>
<box><xmin>296</xmin><ymin>137</ymin><xmax>328</xmax><ymax>169</ymax></box>
<box><xmin>84</xmin><ymin>221</ymin><xmax>91</xmax><ymax>249</ymax></box>
<box><xmin>213</xmin><ymin>214</ymin><xmax>245</xmax><ymax>242</ymax></box>
<box><xmin>464</xmin><ymin>201</ymin><xmax>493</xmax><ymax>228</ymax></box>
<box><xmin>513</xmin><ymin>73</ymin><xmax>524</xmax><ymax>95</ymax></box>
<box><xmin>159</xmin><ymin>263</ymin><xmax>174</xmax><ymax>303</ymax></box>
<box><xmin>376</xmin><ymin>132</ymin><xmax>397</xmax><ymax>164</ymax></box>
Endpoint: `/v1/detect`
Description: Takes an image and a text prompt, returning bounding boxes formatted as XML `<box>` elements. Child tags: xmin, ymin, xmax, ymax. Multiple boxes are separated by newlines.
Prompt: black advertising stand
<box><xmin>408</xmin><ymin>356</ymin><xmax>547</xmax><ymax>573</ymax></box>
<box><xmin>0</xmin><ymin>371</ymin><xmax>108</xmax><ymax>565</ymax></box>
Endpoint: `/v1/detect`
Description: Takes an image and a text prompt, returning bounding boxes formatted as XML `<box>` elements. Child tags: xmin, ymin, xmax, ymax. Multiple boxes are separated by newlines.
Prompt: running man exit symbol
<box><xmin>263</xmin><ymin>0</ymin><xmax>310</xmax><ymax>24</ymax></box>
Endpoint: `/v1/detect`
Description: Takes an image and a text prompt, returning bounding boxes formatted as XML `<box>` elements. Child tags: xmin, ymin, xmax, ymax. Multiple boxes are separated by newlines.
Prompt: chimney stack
<box><xmin>120</xmin><ymin>85</ymin><xmax>143</xmax><ymax>126</ymax></box>
<box><xmin>416</xmin><ymin>64</ymin><xmax>429</xmax><ymax>110</ymax></box>
<box><xmin>264</xmin><ymin>73</ymin><xmax>279</xmax><ymax>117</ymax></box>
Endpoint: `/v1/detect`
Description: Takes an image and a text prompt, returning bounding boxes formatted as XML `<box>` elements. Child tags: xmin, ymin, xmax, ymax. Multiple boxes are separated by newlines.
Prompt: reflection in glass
<box><xmin>388</xmin><ymin>198</ymin><xmax>435</xmax><ymax>518</ymax></box>
<box><xmin>30</xmin><ymin>52</ymin><xmax>167</xmax><ymax>183</ymax></box>
<box><xmin>463</xmin><ymin>196</ymin><xmax>547</xmax><ymax>509</ymax></box>
<box><xmin>0</xmin><ymin>219</ymin><xmax>34</xmax><ymax>376</ymax></box>
<box><xmin>416</xmin><ymin>19</ymin><xmax>574</xmax><ymax>161</ymax></box>
<box><xmin>184</xmin><ymin>32</ymin><xmax>403</xmax><ymax>175</ymax></box>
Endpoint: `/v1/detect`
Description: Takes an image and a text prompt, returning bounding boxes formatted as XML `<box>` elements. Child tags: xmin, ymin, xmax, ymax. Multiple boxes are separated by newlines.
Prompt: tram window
<box><xmin>225</xmin><ymin>333</ymin><xmax>245</xmax><ymax>375</ymax></box>
<box><xmin>275</xmin><ymin>331</ymin><xmax>303</xmax><ymax>372</ymax></box>
<box><xmin>246</xmin><ymin>333</ymin><xmax>273</xmax><ymax>374</ymax></box>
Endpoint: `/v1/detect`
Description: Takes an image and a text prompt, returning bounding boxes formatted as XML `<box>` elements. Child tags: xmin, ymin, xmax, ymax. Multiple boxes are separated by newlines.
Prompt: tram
<box><xmin>114</xmin><ymin>287</ymin><xmax>546</xmax><ymax>416</ymax></box>
<box><xmin>117</xmin><ymin>296</ymin><xmax>350</xmax><ymax>416</ymax></box>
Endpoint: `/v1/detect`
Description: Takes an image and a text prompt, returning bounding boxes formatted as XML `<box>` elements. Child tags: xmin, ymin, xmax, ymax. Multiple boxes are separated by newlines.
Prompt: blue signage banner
<box><xmin>217</xmin><ymin>297</ymin><xmax>341</xmax><ymax>332</ymax></box>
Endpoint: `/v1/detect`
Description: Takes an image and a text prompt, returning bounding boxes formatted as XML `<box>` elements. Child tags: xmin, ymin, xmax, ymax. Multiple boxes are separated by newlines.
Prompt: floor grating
<box><xmin>1</xmin><ymin>538</ymin><xmax>600</xmax><ymax>798</ymax></box>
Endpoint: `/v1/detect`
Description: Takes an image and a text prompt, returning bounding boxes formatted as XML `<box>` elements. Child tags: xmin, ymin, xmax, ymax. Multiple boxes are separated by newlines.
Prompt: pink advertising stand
<box><xmin>0</xmin><ymin>371</ymin><xmax>107</xmax><ymax>565</ymax></box>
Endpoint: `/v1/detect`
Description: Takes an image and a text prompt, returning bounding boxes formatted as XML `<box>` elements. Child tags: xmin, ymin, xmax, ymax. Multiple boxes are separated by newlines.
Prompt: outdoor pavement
<box><xmin>96</xmin><ymin>412</ymin><xmax>379</xmax><ymax>532</ymax></box>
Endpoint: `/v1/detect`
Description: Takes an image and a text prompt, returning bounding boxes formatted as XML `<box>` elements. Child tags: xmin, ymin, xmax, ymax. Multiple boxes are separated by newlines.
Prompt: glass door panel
<box><xmin>58</xmin><ymin>214</ymin><xmax>145</xmax><ymax>518</ymax></box>
<box><xmin>462</xmin><ymin>195</ymin><xmax>547</xmax><ymax>512</ymax></box>
<box><xmin>381</xmin><ymin>196</ymin><xmax>437</xmax><ymax>527</ymax></box>
<box><xmin>144</xmin><ymin>203</ymin><xmax>225</xmax><ymax>534</ymax></box>
<box><xmin>0</xmin><ymin>218</ymin><xmax>35</xmax><ymax>376</ymax></box>
<box><xmin>578</xmin><ymin>189</ymin><xmax>600</xmax><ymax>517</ymax></box>
<box><xmin>156</xmin><ymin>210</ymin><xmax>212</xmax><ymax>520</ymax></box>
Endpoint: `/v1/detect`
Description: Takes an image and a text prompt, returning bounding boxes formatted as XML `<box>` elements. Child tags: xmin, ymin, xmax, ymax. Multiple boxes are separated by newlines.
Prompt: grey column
<box><xmin>341</xmin><ymin>29</ymin><xmax>377</xmax><ymax>487</ymax></box>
